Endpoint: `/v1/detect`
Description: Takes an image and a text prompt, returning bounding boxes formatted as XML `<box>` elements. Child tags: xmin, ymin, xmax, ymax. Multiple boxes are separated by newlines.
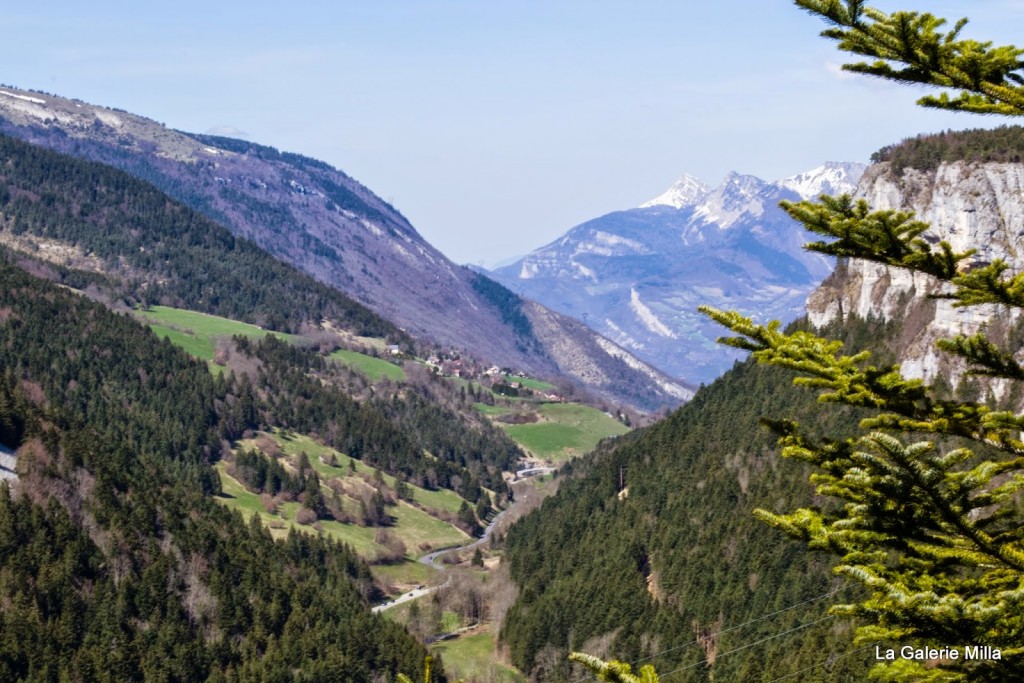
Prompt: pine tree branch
<box><xmin>700</xmin><ymin>307</ymin><xmax>1024</xmax><ymax>456</ymax></box>
<box><xmin>935</xmin><ymin>333</ymin><xmax>1024</xmax><ymax>380</ymax></box>
<box><xmin>569</xmin><ymin>652</ymin><xmax>660</xmax><ymax>683</ymax></box>
<box><xmin>779</xmin><ymin>195</ymin><xmax>972</xmax><ymax>280</ymax></box>
<box><xmin>947</xmin><ymin>260</ymin><xmax>1024</xmax><ymax>309</ymax></box>
<box><xmin>794</xmin><ymin>0</ymin><xmax>1024</xmax><ymax>115</ymax></box>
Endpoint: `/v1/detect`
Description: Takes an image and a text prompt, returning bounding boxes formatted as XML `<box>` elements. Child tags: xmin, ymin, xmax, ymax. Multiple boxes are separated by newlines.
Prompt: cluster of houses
<box><xmin>368</xmin><ymin>343</ymin><xmax>567</xmax><ymax>402</ymax></box>
<box><xmin>411</xmin><ymin>354</ymin><xmax>566</xmax><ymax>402</ymax></box>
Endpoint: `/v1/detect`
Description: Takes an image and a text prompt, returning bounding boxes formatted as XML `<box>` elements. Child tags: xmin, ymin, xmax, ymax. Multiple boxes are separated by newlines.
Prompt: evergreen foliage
<box><xmin>691</xmin><ymin>2</ymin><xmax>1024</xmax><ymax>680</ymax></box>
<box><xmin>872</xmin><ymin>126</ymin><xmax>1024</xmax><ymax>172</ymax></box>
<box><xmin>0</xmin><ymin>255</ymin><xmax>435</xmax><ymax>680</ymax></box>
<box><xmin>570</xmin><ymin>2</ymin><xmax>1024</xmax><ymax>681</ymax></box>
<box><xmin>568</xmin><ymin>653</ymin><xmax>659</xmax><ymax>683</ymax></box>
<box><xmin>502</xmin><ymin>346</ymin><xmax>878</xmax><ymax>680</ymax></box>
<box><xmin>0</xmin><ymin>132</ymin><xmax>400</xmax><ymax>337</ymax></box>
<box><xmin>794</xmin><ymin>0</ymin><xmax>1024</xmax><ymax>115</ymax></box>
<box><xmin>468</xmin><ymin>272</ymin><xmax>538</xmax><ymax>348</ymax></box>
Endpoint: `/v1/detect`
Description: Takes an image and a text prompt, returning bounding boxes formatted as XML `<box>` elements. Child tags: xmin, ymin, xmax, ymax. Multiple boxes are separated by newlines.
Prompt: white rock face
<box><xmin>807</xmin><ymin>160</ymin><xmax>1024</xmax><ymax>393</ymax></box>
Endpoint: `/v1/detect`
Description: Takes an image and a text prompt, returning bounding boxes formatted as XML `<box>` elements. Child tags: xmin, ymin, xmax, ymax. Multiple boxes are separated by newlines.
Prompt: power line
<box><xmin>657</xmin><ymin>614</ymin><xmax>838</xmax><ymax>680</ymax></box>
<box><xmin>632</xmin><ymin>585</ymin><xmax>851</xmax><ymax>667</ymax></box>
<box><xmin>762</xmin><ymin>643</ymin><xmax>876</xmax><ymax>683</ymax></box>
<box><xmin>560</xmin><ymin>584</ymin><xmax>851</xmax><ymax>683</ymax></box>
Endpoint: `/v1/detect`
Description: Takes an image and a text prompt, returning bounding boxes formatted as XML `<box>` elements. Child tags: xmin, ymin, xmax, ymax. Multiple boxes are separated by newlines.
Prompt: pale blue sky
<box><xmin>4</xmin><ymin>2</ymin><xmax>1022</xmax><ymax>265</ymax></box>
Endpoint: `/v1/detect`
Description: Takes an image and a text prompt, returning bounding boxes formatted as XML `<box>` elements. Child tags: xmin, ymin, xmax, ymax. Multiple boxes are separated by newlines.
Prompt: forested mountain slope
<box><xmin>500</xmin><ymin>318</ymin><xmax>894</xmax><ymax>681</ymax></box>
<box><xmin>0</xmin><ymin>255</ymin><xmax>434</xmax><ymax>681</ymax></box>
<box><xmin>0</xmin><ymin>86</ymin><xmax>690</xmax><ymax>412</ymax></box>
<box><xmin>501</xmin><ymin>129</ymin><xmax>1024</xmax><ymax>681</ymax></box>
<box><xmin>0</xmin><ymin>127</ymin><xmax>527</xmax><ymax>503</ymax></box>
<box><xmin>0</xmin><ymin>132</ymin><xmax>399</xmax><ymax>337</ymax></box>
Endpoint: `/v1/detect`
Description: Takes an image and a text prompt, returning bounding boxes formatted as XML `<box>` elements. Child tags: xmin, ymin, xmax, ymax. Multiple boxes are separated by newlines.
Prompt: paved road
<box><xmin>372</xmin><ymin>585</ymin><xmax>435</xmax><ymax>613</ymax></box>
<box><xmin>372</xmin><ymin>493</ymin><xmax>523</xmax><ymax>613</ymax></box>
<box><xmin>514</xmin><ymin>466</ymin><xmax>555</xmax><ymax>478</ymax></box>
<box><xmin>418</xmin><ymin>501</ymin><xmax>515</xmax><ymax>568</ymax></box>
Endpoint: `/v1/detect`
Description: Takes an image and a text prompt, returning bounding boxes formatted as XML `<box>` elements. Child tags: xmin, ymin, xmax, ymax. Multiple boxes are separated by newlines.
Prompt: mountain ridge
<box><xmin>0</xmin><ymin>84</ymin><xmax>689</xmax><ymax>411</ymax></box>
<box><xmin>492</xmin><ymin>162</ymin><xmax>866</xmax><ymax>385</ymax></box>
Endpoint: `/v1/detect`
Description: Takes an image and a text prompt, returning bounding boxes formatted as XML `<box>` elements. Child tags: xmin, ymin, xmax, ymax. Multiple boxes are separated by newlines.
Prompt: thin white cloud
<box><xmin>204</xmin><ymin>125</ymin><xmax>249</xmax><ymax>139</ymax></box>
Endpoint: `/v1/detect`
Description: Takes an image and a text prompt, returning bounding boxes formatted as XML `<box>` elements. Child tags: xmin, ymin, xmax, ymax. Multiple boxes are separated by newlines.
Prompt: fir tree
<box><xmin>578</xmin><ymin>2</ymin><xmax>1024</xmax><ymax>681</ymax></box>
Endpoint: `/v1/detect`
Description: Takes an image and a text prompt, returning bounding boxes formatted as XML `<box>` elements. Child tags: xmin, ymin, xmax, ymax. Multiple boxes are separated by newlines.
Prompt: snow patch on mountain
<box><xmin>0</xmin><ymin>90</ymin><xmax>45</xmax><ymax>105</ymax></box>
<box><xmin>592</xmin><ymin>231</ymin><xmax>649</xmax><ymax>253</ymax></box>
<box><xmin>0</xmin><ymin>443</ymin><xmax>16</xmax><ymax>482</ymax></box>
<box><xmin>573</xmin><ymin>261</ymin><xmax>597</xmax><ymax>280</ymax></box>
<box><xmin>594</xmin><ymin>337</ymin><xmax>693</xmax><ymax>400</ymax></box>
<box><xmin>604</xmin><ymin>318</ymin><xmax>643</xmax><ymax>350</ymax></box>
<box><xmin>640</xmin><ymin>173</ymin><xmax>710</xmax><ymax>208</ymax></box>
<box><xmin>693</xmin><ymin>173</ymin><xmax>769</xmax><ymax>229</ymax></box>
<box><xmin>630</xmin><ymin>288</ymin><xmax>676</xmax><ymax>339</ymax></box>
<box><xmin>491</xmin><ymin>160</ymin><xmax>867</xmax><ymax>386</ymax></box>
<box><xmin>778</xmin><ymin>162</ymin><xmax>867</xmax><ymax>199</ymax></box>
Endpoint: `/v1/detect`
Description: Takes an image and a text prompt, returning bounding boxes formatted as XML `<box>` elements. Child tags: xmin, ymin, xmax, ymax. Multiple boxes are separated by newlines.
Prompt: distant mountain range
<box><xmin>0</xmin><ymin>86</ymin><xmax>690</xmax><ymax>411</ymax></box>
<box><xmin>491</xmin><ymin>162</ymin><xmax>866</xmax><ymax>385</ymax></box>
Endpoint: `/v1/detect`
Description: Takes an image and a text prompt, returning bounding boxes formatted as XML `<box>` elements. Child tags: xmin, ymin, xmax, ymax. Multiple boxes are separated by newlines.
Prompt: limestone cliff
<box><xmin>807</xmin><ymin>160</ymin><xmax>1024</xmax><ymax>396</ymax></box>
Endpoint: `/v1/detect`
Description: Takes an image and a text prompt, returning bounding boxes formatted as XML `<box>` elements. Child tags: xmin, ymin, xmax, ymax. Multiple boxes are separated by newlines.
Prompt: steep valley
<box><xmin>496</xmin><ymin>129</ymin><xmax>1024</xmax><ymax>681</ymax></box>
<box><xmin>0</xmin><ymin>86</ymin><xmax>690</xmax><ymax>412</ymax></box>
<box><xmin>3</xmin><ymin>76</ymin><xmax>1024</xmax><ymax>683</ymax></box>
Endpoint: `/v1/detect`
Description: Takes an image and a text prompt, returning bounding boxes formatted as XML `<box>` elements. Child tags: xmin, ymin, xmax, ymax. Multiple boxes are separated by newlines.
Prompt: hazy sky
<box><xmin>4</xmin><ymin>2</ymin><xmax>1022</xmax><ymax>265</ymax></box>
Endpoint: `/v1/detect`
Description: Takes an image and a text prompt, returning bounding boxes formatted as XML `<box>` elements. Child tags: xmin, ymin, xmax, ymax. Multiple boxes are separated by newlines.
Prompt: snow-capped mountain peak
<box><xmin>692</xmin><ymin>172</ymin><xmax>771</xmax><ymax>229</ymax></box>
<box><xmin>640</xmin><ymin>173</ymin><xmax>710</xmax><ymax>209</ymax></box>
<box><xmin>493</xmin><ymin>159</ymin><xmax>866</xmax><ymax>388</ymax></box>
<box><xmin>777</xmin><ymin>161</ymin><xmax>867</xmax><ymax>200</ymax></box>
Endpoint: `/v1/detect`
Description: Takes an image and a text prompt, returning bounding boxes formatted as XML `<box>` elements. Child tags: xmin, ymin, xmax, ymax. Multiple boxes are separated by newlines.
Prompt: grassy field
<box><xmin>501</xmin><ymin>403</ymin><xmax>629</xmax><ymax>462</ymax></box>
<box><xmin>472</xmin><ymin>403</ymin><xmax>511</xmax><ymax>417</ymax></box>
<box><xmin>431</xmin><ymin>631</ymin><xmax>525</xmax><ymax>683</ymax></box>
<box><xmin>328</xmin><ymin>349</ymin><xmax>406</xmax><ymax>382</ymax></box>
<box><xmin>215</xmin><ymin>463</ymin><xmax>379</xmax><ymax>554</ymax></box>
<box><xmin>137</xmin><ymin>305</ymin><xmax>296</xmax><ymax>361</ymax></box>
<box><xmin>371</xmin><ymin>560</ymin><xmax>436</xmax><ymax>589</ymax></box>
<box><xmin>222</xmin><ymin>432</ymin><xmax>470</xmax><ymax>575</ymax></box>
<box><xmin>147</xmin><ymin>323</ymin><xmax>215</xmax><ymax>360</ymax></box>
<box><xmin>268</xmin><ymin>431</ymin><xmax>466</xmax><ymax>514</ymax></box>
<box><xmin>503</xmin><ymin>375</ymin><xmax>556</xmax><ymax>393</ymax></box>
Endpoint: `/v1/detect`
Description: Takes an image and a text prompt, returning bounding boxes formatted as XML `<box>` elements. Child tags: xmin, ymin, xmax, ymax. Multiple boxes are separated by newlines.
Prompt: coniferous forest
<box><xmin>0</xmin><ymin>255</ymin><xmax>437</xmax><ymax>681</ymax></box>
<box><xmin>501</xmin><ymin>319</ymin><xmax>895</xmax><ymax>681</ymax></box>
<box><xmin>0</xmin><ymin>133</ymin><xmax>400</xmax><ymax>337</ymax></box>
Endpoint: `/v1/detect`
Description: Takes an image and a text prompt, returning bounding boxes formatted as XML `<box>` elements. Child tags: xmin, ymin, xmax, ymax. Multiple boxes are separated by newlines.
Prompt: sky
<box><xmin>3</xmin><ymin>1</ymin><xmax>1023</xmax><ymax>266</ymax></box>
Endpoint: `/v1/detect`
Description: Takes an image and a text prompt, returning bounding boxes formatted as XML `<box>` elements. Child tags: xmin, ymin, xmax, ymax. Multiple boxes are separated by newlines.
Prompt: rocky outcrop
<box><xmin>807</xmin><ymin>160</ymin><xmax>1024</xmax><ymax>395</ymax></box>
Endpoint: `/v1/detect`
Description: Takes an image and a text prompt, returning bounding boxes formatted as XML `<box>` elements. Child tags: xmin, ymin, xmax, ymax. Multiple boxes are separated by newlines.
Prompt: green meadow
<box><xmin>328</xmin><ymin>348</ymin><xmax>406</xmax><ymax>382</ymax></box>
<box><xmin>501</xmin><ymin>403</ymin><xmax>629</xmax><ymax>462</ymax></box>
<box><xmin>217</xmin><ymin>430</ymin><xmax>470</xmax><ymax>593</ymax></box>
<box><xmin>137</xmin><ymin>305</ymin><xmax>297</xmax><ymax>361</ymax></box>
<box><xmin>502</xmin><ymin>375</ymin><xmax>556</xmax><ymax>393</ymax></box>
<box><xmin>431</xmin><ymin>632</ymin><xmax>525</xmax><ymax>683</ymax></box>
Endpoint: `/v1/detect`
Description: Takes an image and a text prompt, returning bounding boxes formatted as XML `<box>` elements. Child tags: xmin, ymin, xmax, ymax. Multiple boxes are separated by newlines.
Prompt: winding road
<box><xmin>372</xmin><ymin>489</ymin><xmax>525</xmax><ymax>613</ymax></box>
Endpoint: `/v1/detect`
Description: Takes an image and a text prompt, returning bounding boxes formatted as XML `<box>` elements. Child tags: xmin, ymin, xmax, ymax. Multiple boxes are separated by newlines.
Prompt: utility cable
<box><xmin>560</xmin><ymin>584</ymin><xmax>851</xmax><ymax>683</ymax></box>
<box><xmin>657</xmin><ymin>613</ymin><xmax>838</xmax><ymax>680</ymax></box>
<box><xmin>762</xmin><ymin>643</ymin><xmax>876</xmax><ymax>683</ymax></box>
<box><xmin>632</xmin><ymin>585</ymin><xmax>851</xmax><ymax>666</ymax></box>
